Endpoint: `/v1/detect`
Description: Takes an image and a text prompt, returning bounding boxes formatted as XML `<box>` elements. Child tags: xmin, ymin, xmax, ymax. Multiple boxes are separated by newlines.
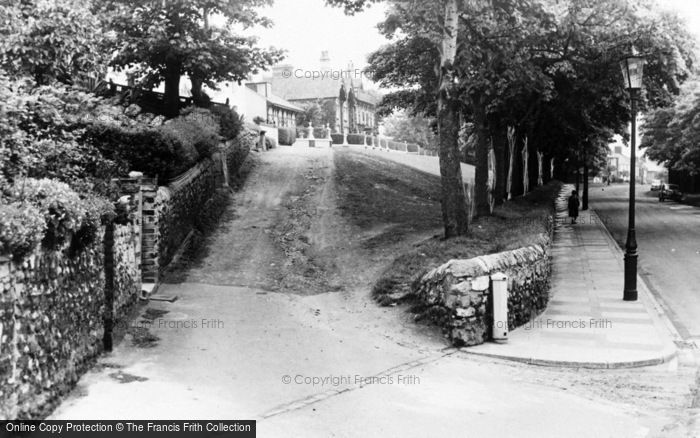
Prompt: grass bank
<box><xmin>373</xmin><ymin>181</ymin><xmax>561</xmax><ymax>305</ymax></box>
<box><xmin>332</xmin><ymin>148</ymin><xmax>561</xmax><ymax>305</ymax></box>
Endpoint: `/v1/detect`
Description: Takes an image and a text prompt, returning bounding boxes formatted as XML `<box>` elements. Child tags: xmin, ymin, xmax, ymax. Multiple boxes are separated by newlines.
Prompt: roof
<box><xmin>265</xmin><ymin>93</ymin><xmax>304</xmax><ymax>113</ymax></box>
<box><xmin>267</xmin><ymin>75</ymin><xmax>381</xmax><ymax>106</ymax></box>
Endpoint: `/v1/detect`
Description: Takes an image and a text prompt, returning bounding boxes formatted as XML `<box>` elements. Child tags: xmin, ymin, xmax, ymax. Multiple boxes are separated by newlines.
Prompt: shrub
<box><xmin>253</xmin><ymin>116</ymin><xmax>265</xmax><ymax>125</ymax></box>
<box><xmin>331</xmin><ymin>133</ymin><xmax>344</xmax><ymax>144</ymax></box>
<box><xmin>407</xmin><ymin>143</ymin><xmax>420</xmax><ymax>153</ymax></box>
<box><xmin>209</xmin><ymin>105</ymin><xmax>242</xmax><ymax>140</ymax></box>
<box><xmin>161</xmin><ymin>116</ymin><xmax>220</xmax><ymax>159</ymax></box>
<box><xmin>3</xmin><ymin>178</ymin><xmax>113</xmax><ymax>255</ymax></box>
<box><xmin>0</xmin><ymin>202</ymin><xmax>46</xmax><ymax>260</ymax></box>
<box><xmin>265</xmin><ymin>136</ymin><xmax>277</xmax><ymax>149</ymax></box>
<box><xmin>278</xmin><ymin>127</ymin><xmax>296</xmax><ymax>145</ymax></box>
<box><xmin>86</xmin><ymin>123</ymin><xmax>195</xmax><ymax>181</ymax></box>
<box><xmin>313</xmin><ymin>127</ymin><xmax>328</xmax><ymax>139</ymax></box>
<box><xmin>347</xmin><ymin>134</ymin><xmax>365</xmax><ymax>145</ymax></box>
<box><xmin>366</xmin><ymin>136</ymin><xmax>374</xmax><ymax>146</ymax></box>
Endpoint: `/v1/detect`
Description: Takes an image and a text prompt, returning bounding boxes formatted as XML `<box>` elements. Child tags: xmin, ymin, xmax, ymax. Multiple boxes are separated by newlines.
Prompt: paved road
<box><xmin>48</xmin><ymin>150</ymin><xmax>693</xmax><ymax>436</ymax></box>
<box><xmin>589</xmin><ymin>183</ymin><xmax>700</xmax><ymax>342</ymax></box>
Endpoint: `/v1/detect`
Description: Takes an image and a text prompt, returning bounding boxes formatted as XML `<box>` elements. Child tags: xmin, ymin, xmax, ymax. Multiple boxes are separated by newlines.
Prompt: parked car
<box><xmin>650</xmin><ymin>179</ymin><xmax>662</xmax><ymax>191</ymax></box>
<box><xmin>659</xmin><ymin>183</ymin><xmax>684</xmax><ymax>202</ymax></box>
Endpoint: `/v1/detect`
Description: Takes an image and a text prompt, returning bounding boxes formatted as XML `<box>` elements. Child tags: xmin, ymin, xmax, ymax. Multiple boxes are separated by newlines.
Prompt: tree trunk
<box><xmin>190</xmin><ymin>73</ymin><xmax>207</xmax><ymax>107</ymax></box>
<box><xmin>163</xmin><ymin>60</ymin><xmax>182</xmax><ymax>118</ymax></box>
<box><xmin>492</xmin><ymin>124</ymin><xmax>507</xmax><ymax>205</ymax></box>
<box><xmin>473</xmin><ymin>97</ymin><xmax>491</xmax><ymax>217</ymax></box>
<box><xmin>437</xmin><ymin>0</ymin><xmax>469</xmax><ymax>237</ymax></box>
<box><xmin>583</xmin><ymin>163</ymin><xmax>589</xmax><ymax>210</ymax></box>
<box><xmin>575</xmin><ymin>153</ymin><xmax>581</xmax><ymax>194</ymax></box>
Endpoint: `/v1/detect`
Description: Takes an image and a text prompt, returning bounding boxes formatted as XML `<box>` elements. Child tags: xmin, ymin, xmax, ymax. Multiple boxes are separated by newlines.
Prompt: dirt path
<box><xmin>181</xmin><ymin>146</ymin><xmax>404</xmax><ymax>295</ymax></box>
<box><xmin>49</xmin><ymin>147</ymin><xmax>698</xmax><ymax>437</ymax></box>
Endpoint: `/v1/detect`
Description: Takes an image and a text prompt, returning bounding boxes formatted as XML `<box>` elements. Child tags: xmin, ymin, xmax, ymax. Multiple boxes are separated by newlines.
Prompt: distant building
<box><xmin>107</xmin><ymin>70</ymin><xmax>302</xmax><ymax>127</ymax></box>
<box><xmin>266</xmin><ymin>52</ymin><xmax>382</xmax><ymax>133</ymax></box>
<box><xmin>607</xmin><ymin>114</ymin><xmax>666</xmax><ymax>184</ymax></box>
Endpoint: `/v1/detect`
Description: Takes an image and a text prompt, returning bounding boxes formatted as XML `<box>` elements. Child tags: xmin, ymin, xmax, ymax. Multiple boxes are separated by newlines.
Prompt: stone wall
<box><xmin>414</xmin><ymin>242</ymin><xmax>552</xmax><ymax>346</ymax></box>
<box><xmin>112</xmin><ymin>223</ymin><xmax>141</xmax><ymax>317</ymax></box>
<box><xmin>0</xmin><ymin>216</ymin><xmax>141</xmax><ymax>419</ymax></box>
<box><xmin>154</xmin><ymin>133</ymin><xmax>253</xmax><ymax>272</ymax></box>
<box><xmin>0</xmin><ymin>241</ymin><xmax>105</xmax><ymax>419</ymax></box>
<box><xmin>155</xmin><ymin>158</ymin><xmax>217</xmax><ymax>269</ymax></box>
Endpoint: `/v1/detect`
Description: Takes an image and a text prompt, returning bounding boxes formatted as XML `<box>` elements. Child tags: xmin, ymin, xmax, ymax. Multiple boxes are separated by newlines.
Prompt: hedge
<box><xmin>347</xmin><ymin>134</ymin><xmax>365</xmax><ymax>145</ymax></box>
<box><xmin>278</xmin><ymin>127</ymin><xmax>296</xmax><ymax>145</ymax></box>
<box><xmin>86</xmin><ymin>109</ymin><xmax>223</xmax><ymax>182</ymax></box>
<box><xmin>331</xmin><ymin>133</ymin><xmax>344</xmax><ymax>144</ymax></box>
<box><xmin>1</xmin><ymin>178</ymin><xmax>113</xmax><ymax>260</ymax></box>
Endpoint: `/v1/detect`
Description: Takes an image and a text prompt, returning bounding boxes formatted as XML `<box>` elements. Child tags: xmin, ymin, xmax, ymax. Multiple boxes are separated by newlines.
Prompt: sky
<box><xmin>252</xmin><ymin>0</ymin><xmax>389</xmax><ymax>73</ymax></box>
<box><xmin>660</xmin><ymin>0</ymin><xmax>700</xmax><ymax>38</ymax></box>
<box><xmin>246</xmin><ymin>0</ymin><xmax>700</xmax><ymax>76</ymax></box>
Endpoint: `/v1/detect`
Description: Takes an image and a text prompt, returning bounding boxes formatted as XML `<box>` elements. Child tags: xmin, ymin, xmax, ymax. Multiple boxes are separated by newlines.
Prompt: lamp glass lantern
<box><xmin>620</xmin><ymin>54</ymin><xmax>645</xmax><ymax>90</ymax></box>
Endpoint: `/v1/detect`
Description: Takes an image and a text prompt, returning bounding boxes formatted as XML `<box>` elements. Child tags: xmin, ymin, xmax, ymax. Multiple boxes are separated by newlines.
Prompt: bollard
<box><xmin>491</xmin><ymin>272</ymin><xmax>508</xmax><ymax>343</ymax></box>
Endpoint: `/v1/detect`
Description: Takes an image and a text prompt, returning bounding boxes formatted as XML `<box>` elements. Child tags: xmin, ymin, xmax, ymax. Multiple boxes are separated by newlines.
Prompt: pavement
<box><xmin>322</xmin><ymin>147</ymin><xmax>679</xmax><ymax>368</ymax></box>
<box><xmin>590</xmin><ymin>183</ymin><xmax>700</xmax><ymax>344</ymax></box>
<box><xmin>469</xmin><ymin>184</ymin><xmax>679</xmax><ymax>368</ymax></box>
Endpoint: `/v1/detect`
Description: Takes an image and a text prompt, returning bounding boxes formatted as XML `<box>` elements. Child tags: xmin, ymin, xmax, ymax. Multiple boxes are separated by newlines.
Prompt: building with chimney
<box><xmin>266</xmin><ymin>51</ymin><xmax>382</xmax><ymax>133</ymax></box>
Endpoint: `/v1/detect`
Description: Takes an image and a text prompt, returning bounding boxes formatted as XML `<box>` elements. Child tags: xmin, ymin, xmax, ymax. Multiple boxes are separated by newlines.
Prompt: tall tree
<box><xmin>105</xmin><ymin>0</ymin><xmax>284</xmax><ymax>116</ymax></box>
<box><xmin>0</xmin><ymin>0</ymin><xmax>111</xmax><ymax>86</ymax></box>
<box><xmin>644</xmin><ymin>78</ymin><xmax>700</xmax><ymax>174</ymax></box>
<box><xmin>330</xmin><ymin>0</ymin><xmax>471</xmax><ymax>236</ymax></box>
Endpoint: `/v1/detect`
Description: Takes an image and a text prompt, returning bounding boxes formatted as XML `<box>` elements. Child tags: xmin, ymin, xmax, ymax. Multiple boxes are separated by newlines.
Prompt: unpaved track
<box><xmin>49</xmin><ymin>147</ymin><xmax>697</xmax><ymax>437</ymax></box>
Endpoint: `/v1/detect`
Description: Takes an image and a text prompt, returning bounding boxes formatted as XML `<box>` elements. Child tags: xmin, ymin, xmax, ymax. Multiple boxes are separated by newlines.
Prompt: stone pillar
<box><xmin>140</xmin><ymin>179</ymin><xmax>159</xmax><ymax>285</ymax></box>
<box><xmin>258</xmin><ymin>131</ymin><xmax>267</xmax><ymax>151</ymax></box>
<box><xmin>220</xmin><ymin>143</ymin><xmax>230</xmax><ymax>188</ymax></box>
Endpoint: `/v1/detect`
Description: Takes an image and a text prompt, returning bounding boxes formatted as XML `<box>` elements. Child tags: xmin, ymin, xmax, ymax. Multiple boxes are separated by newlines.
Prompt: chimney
<box><xmin>320</xmin><ymin>51</ymin><xmax>331</xmax><ymax>71</ymax></box>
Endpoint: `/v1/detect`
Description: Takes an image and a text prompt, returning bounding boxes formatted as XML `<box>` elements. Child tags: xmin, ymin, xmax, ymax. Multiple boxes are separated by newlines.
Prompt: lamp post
<box><xmin>619</xmin><ymin>48</ymin><xmax>645</xmax><ymax>301</ymax></box>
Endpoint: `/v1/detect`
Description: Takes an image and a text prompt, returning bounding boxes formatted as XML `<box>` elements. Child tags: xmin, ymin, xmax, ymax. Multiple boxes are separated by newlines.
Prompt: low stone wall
<box><xmin>156</xmin><ymin>159</ymin><xmax>217</xmax><ymax>269</ymax></box>
<box><xmin>414</xmin><ymin>242</ymin><xmax>552</xmax><ymax>346</ymax></box>
<box><xmin>155</xmin><ymin>132</ymin><xmax>253</xmax><ymax>272</ymax></box>
<box><xmin>0</xmin><ymin>241</ymin><xmax>105</xmax><ymax>419</ymax></box>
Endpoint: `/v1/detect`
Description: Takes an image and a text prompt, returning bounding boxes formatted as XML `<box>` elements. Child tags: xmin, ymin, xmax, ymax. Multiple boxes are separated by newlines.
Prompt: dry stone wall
<box><xmin>155</xmin><ymin>159</ymin><xmax>217</xmax><ymax>270</ymax></box>
<box><xmin>415</xmin><ymin>239</ymin><xmax>552</xmax><ymax>346</ymax></box>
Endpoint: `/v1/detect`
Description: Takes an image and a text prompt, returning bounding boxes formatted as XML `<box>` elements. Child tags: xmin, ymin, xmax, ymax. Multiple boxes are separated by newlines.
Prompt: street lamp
<box><xmin>619</xmin><ymin>48</ymin><xmax>645</xmax><ymax>301</ymax></box>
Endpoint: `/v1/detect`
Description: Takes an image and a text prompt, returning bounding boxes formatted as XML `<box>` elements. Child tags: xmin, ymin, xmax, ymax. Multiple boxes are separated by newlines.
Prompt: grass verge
<box><xmin>373</xmin><ymin>181</ymin><xmax>562</xmax><ymax>306</ymax></box>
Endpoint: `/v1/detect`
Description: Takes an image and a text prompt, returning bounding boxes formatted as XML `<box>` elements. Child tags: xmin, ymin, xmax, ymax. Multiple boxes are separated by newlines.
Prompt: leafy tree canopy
<box><xmin>643</xmin><ymin>77</ymin><xmax>700</xmax><ymax>174</ymax></box>
<box><xmin>105</xmin><ymin>0</ymin><xmax>285</xmax><ymax>114</ymax></box>
<box><xmin>0</xmin><ymin>0</ymin><xmax>112</xmax><ymax>86</ymax></box>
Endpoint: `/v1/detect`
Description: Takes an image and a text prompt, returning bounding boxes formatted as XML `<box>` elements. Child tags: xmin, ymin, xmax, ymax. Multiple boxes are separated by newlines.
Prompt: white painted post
<box><xmin>491</xmin><ymin>272</ymin><xmax>508</xmax><ymax>343</ymax></box>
